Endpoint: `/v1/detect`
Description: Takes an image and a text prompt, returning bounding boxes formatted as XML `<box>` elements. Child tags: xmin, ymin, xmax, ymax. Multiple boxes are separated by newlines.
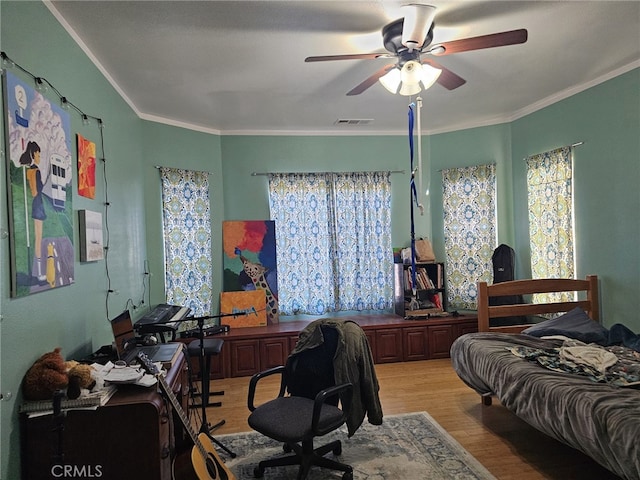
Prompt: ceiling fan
<box><xmin>305</xmin><ymin>3</ymin><xmax>528</xmax><ymax>96</ymax></box>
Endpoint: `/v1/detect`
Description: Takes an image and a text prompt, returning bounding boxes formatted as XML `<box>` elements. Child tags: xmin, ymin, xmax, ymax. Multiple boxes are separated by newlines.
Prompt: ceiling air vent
<box><xmin>334</xmin><ymin>118</ymin><xmax>373</xmax><ymax>126</ymax></box>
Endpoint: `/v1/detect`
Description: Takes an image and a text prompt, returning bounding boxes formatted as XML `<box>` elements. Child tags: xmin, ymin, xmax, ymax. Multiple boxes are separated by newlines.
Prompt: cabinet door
<box><xmin>229</xmin><ymin>339</ymin><xmax>260</xmax><ymax>377</ymax></box>
<box><xmin>427</xmin><ymin>325</ymin><xmax>455</xmax><ymax>359</ymax></box>
<box><xmin>456</xmin><ymin>321</ymin><xmax>478</xmax><ymax>337</ymax></box>
<box><xmin>208</xmin><ymin>353</ymin><xmax>225</xmax><ymax>379</ymax></box>
<box><xmin>375</xmin><ymin>329</ymin><xmax>403</xmax><ymax>363</ymax></box>
<box><xmin>403</xmin><ymin>326</ymin><xmax>428</xmax><ymax>361</ymax></box>
<box><xmin>364</xmin><ymin>330</ymin><xmax>376</xmax><ymax>360</ymax></box>
<box><xmin>289</xmin><ymin>335</ymin><xmax>300</xmax><ymax>354</ymax></box>
<box><xmin>260</xmin><ymin>337</ymin><xmax>288</xmax><ymax>370</ymax></box>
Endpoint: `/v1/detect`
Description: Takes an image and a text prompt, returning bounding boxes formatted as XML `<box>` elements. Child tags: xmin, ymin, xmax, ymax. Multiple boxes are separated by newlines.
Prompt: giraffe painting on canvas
<box><xmin>235</xmin><ymin>247</ymin><xmax>279</xmax><ymax>324</ymax></box>
<box><xmin>222</xmin><ymin>220</ymin><xmax>279</xmax><ymax>324</ymax></box>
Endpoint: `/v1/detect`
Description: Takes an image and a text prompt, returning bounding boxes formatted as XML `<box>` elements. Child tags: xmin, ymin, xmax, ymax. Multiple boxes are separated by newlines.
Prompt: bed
<box><xmin>451</xmin><ymin>275</ymin><xmax>640</xmax><ymax>480</ymax></box>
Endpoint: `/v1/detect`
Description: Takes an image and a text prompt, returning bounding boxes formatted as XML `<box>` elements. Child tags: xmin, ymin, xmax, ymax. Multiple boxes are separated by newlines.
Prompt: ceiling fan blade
<box><xmin>422</xmin><ymin>59</ymin><xmax>466</xmax><ymax>90</ymax></box>
<box><xmin>346</xmin><ymin>64</ymin><xmax>396</xmax><ymax>96</ymax></box>
<box><xmin>429</xmin><ymin>28</ymin><xmax>527</xmax><ymax>56</ymax></box>
<box><xmin>305</xmin><ymin>53</ymin><xmax>391</xmax><ymax>62</ymax></box>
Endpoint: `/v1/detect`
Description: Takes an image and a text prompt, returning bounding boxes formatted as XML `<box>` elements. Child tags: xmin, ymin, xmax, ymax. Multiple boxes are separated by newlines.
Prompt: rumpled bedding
<box><xmin>508</xmin><ymin>339</ymin><xmax>640</xmax><ymax>385</ymax></box>
<box><xmin>451</xmin><ymin>332</ymin><xmax>640</xmax><ymax>480</ymax></box>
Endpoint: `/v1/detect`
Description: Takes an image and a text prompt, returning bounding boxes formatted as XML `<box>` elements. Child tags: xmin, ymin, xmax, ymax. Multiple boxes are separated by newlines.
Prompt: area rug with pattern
<box><xmin>216</xmin><ymin>411</ymin><xmax>496</xmax><ymax>479</ymax></box>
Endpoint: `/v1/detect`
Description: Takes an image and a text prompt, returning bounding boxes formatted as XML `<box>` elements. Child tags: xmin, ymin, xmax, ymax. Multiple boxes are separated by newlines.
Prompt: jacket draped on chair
<box><xmin>290</xmin><ymin>318</ymin><xmax>383</xmax><ymax>436</ymax></box>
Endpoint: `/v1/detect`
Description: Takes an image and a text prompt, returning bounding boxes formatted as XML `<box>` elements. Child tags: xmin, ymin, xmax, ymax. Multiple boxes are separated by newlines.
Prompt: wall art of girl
<box><xmin>19</xmin><ymin>141</ymin><xmax>47</xmax><ymax>282</ymax></box>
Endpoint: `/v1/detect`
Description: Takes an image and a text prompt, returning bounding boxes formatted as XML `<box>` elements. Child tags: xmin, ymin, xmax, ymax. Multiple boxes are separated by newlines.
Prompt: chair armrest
<box><xmin>312</xmin><ymin>383</ymin><xmax>353</xmax><ymax>436</ymax></box>
<box><xmin>247</xmin><ymin>365</ymin><xmax>287</xmax><ymax>411</ymax></box>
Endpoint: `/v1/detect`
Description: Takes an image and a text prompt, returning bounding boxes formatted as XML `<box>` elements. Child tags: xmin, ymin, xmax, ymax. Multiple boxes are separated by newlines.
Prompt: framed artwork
<box><xmin>220</xmin><ymin>290</ymin><xmax>267</xmax><ymax>328</ymax></box>
<box><xmin>222</xmin><ymin>220</ymin><xmax>279</xmax><ymax>324</ymax></box>
<box><xmin>78</xmin><ymin>210</ymin><xmax>104</xmax><ymax>261</ymax></box>
<box><xmin>77</xmin><ymin>134</ymin><xmax>96</xmax><ymax>199</ymax></box>
<box><xmin>2</xmin><ymin>71</ymin><xmax>74</xmax><ymax>297</ymax></box>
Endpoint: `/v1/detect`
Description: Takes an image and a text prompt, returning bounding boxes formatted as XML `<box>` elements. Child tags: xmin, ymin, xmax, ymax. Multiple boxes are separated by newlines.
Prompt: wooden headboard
<box><xmin>477</xmin><ymin>275</ymin><xmax>599</xmax><ymax>333</ymax></box>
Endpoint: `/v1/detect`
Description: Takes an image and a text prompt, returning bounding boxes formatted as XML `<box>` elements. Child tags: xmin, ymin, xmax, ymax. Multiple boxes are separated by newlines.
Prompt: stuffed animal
<box><xmin>22</xmin><ymin>349</ymin><xmax>98</xmax><ymax>401</ymax></box>
<box><xmin>65</xmin><ymin>361</ymin><xmax>96</xmax><ymax>399</ymax></box>
<box><xmin>22</xmin><ymin>347</ymin><xmax>69</xmax><ymax>401</ymax></box>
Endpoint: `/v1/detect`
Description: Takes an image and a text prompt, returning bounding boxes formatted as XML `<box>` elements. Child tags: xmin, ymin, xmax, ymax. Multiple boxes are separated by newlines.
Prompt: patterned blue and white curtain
<box><xmin>268</xmin><ymin>171</ymin><xmax>393</xmax><ymax>315</ymax></box>
<box><xmin>441</xmin><ymin>164</ymin><xmax>497</xmax><ymax>310</ymax></box>
<box><xmin>526</xmin><ymin>146</ymin><xmax>574</xmax><ymax>304</ymax></box>
<box><xmin>160</xmin><ymin>167</ymin><xmax>212</xmax><ymax>320</ymax></box>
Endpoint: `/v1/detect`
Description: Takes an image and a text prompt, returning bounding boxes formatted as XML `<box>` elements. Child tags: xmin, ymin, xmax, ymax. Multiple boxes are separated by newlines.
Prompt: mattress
<box><xmin>451</xmin><ymin>332</ymin><xmax>640</xmax><ymax>480</ymax></box>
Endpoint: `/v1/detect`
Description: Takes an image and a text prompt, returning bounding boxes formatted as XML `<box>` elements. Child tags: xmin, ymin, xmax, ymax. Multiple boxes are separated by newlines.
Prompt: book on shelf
<box><xmin>404</xmin><ymin>266</ymin><xmax>438</xmax><ymax>291</ymax></box>
<box><xmin>19</xmin><ymin>384</ymin><xmax>118</xmax><ymax>415</ymax></box>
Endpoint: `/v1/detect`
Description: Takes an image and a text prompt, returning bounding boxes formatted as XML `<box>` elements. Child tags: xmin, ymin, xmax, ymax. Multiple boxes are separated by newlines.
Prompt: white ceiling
<box><xmin>47</xmin><ymin>1</ymin><xmax>640</xmax><ymax>135</ymax></box>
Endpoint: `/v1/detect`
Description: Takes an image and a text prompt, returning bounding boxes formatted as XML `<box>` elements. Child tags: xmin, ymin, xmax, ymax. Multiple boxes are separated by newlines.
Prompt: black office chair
<box><xmin>247</xmin><ymin>325</ymin><xmax>354</xmax><ymax>480</ymax></box>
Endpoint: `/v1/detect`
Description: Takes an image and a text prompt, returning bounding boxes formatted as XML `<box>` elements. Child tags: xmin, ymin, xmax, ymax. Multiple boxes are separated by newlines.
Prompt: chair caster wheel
<box><xmin>253</xmin><ymin>466</ymin><xmax>264</xmax><ymax>478</ymax></box>
<box><xmin>342</xmin><ymin>471</ymin><xmax>353</xmax><ymax>480</ymax></box>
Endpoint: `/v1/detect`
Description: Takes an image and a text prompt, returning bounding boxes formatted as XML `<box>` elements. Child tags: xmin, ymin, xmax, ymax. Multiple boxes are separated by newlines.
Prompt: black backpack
<box><xmin>489</xmin><ymin>244</ymin><xmax>527</xmax><ymax>326</ymax></box>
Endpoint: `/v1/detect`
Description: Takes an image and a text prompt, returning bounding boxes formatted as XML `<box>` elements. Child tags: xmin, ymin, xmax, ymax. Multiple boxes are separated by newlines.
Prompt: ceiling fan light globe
<box><xmin>401</xmin><ymin>3</ymin><xmax>437</xmax><ymax>50</ymax></box>
<box><xmin>379</xmin><ymin>68</ymin><xmax>402</xmax><ymax>94</ymax></box>
<box><xmin>401</xmin><ymin>60</ymin><xmax>422</xmax><ymax>85</ymax></box>
<box><xmin>420</xmin><ymin>63</ymin><xmax>442</xmax><ymax>90</ymax></box>
<box><xmin>399</xmin><ymin>82</ymin><xmax>422</xmax><ymax>96</ymax></box>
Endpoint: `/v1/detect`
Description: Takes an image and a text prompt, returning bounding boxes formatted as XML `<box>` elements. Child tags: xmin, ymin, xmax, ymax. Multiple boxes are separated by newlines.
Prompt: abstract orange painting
<box><xmin>77</xmin><ymin>134</ymin><xmax>96</xmax><ymax>199</ymax></box>
<box><xmin>220</xmin><ymin>290</ymin><xmax>267</xmax><ymax>328</ymax></box>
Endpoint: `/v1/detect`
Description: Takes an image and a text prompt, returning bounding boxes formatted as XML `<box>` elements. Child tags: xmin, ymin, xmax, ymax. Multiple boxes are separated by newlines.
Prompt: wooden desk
<box><xmin>20</xmin><ymin>351</ymin><xmax>188</xmax><ymax>480</ymax></box>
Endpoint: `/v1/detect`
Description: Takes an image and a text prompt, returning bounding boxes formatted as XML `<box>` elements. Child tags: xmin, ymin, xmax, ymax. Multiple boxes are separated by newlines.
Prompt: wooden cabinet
<box><xmin>229</xmin><ymin>339</ymin><xmax>261</xmax><ymax>377</ymax></box>
<box><xmin>21</xmin><ymin>354</ymin><xmax>187</xmax><ymax>480</ymax></box>
<box><xmin>403</xmin><ymin>326</ymin><xmax>428</xmax><ymax>361</ymax></box>
<box><xmin>428</xmin><ymin>324</ymin><xmax>455</xmax><ymax>359</ymax></box>
<box><xmin>184</xmin><ymin>313</ymin><xmax>477</xmax><ymax>378</ymax></box>
<box><xmin>375</xmin><ymin>328</ymin><xmax>404</xmax><ymax>363</ymax></box>
<box><xmin>259</xmin><ymin>337</ymin><xmax>289</xmax><ymax>370</ymax></box>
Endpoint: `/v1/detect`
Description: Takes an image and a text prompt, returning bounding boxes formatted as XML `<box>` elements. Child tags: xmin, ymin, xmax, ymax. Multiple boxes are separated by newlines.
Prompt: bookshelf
<box><xmin>393</xmin><ymin>262</ymin><xmax>446</xmax><ymax>318</ymax></box>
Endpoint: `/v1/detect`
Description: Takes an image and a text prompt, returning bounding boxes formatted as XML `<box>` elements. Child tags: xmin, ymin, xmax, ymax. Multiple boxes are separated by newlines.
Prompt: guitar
<box><xmin>137</xmin><ymin>352</ymin><xmax>236</xmax><ymax>480</ymax></box>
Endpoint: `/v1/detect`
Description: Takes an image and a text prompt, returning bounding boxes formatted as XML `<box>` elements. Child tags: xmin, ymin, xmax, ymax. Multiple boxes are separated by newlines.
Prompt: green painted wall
<box><xmin>141</xmin><ymin>121</ymin><xmax>224</xmax><ymax>313</ymax></box>
<box><xmin>0</xmin><ymin>3</ymin><xmax>224</xmax><ymax>478</ymax></box>
<box><xmin>1</xmin><ymin>2</ymin><xmax>147</xmax><ymax>478</ymax></box>
<box><xmin>511</xmin><ymin>69</ymin><xmax>640</xmax><ymax>326</ymax></box>
<box><xmin>220</xmin><ymin>135</ymin><xmax>431</xmax><ymax>248</ymax></box>
<box><xmin>428</xmin><ymin>123</ymin><xmax>514</xmax><ymax>260</ymax></box>
<box><xmin>1</xmin><ymin>2</ymin><xmax>638</xmax><ymax>479</ymax></box>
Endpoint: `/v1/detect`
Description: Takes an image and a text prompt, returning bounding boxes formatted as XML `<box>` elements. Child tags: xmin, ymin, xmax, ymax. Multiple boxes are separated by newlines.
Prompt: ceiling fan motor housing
<box><xmin>382</xmin><ymin>18</ymin><xmax>434</xmax><ymax>56</ymax></box>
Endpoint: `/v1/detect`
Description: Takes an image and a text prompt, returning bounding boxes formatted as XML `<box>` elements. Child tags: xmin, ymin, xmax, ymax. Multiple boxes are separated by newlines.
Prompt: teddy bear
<box><xmin>22</xmin><ymin>347</ymin><xmax>69</xmax><ymax>401</ymax></box>
<box><xmin>22</xmin><ymin>348</ymin><xmax>98</xmax><ymax>401</ymax></box>
<box><xmin>65</xmin><ymin>360</ymin><xmax>97</xmax><ymax>399</ymax></box>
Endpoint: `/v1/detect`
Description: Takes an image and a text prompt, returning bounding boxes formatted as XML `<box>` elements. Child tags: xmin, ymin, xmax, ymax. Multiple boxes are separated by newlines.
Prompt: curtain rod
<box><xmin>154</xmin><ymin>165</ymin><xmax>213</xmax><ymax>175</ymax></box>
<box><xmin>437</xmin><ymin>162</ymin><xmax>496</xmax><ymax>173</ymax></box>
<box><xmin>251</xmin><ymin>169</ymin><xmax>405</xmax><ymax>176</ymax></box>
<box><xmin>524</xmin><ymin>141</ymin><xmax>584</xmax><ymax>160</ymax></box>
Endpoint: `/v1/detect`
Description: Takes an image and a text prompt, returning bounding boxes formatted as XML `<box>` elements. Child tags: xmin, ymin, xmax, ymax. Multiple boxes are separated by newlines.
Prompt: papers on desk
<box><xmin>102</xmin><ymin>361</ymin><xmax>158</xmax><ymax>387</ymax></box>
<box><xmin>103</xmin><ymin>366</ymin><xmax>143</xmax><ymax>384</ymax></box>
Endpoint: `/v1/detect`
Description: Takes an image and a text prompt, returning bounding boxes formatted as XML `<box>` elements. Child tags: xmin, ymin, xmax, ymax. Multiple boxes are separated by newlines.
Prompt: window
<box><xmin>526</xmin><ymin>146</ymin><xmax>574</xmax><ymax>303</ymax></box>
<box><xmin>268</xmin><ymin>171</ymin><xmax>393</xmax><ymax>315</ymax></box>
<box><xmin>441</xmin><ymin>164</ymin><xmax>497</xmax><ymax>309</ymax></box>
<box><xmin>160</xmin><ymin>167</ymin><xmax>212</xmax><ymax>318</ymax></box>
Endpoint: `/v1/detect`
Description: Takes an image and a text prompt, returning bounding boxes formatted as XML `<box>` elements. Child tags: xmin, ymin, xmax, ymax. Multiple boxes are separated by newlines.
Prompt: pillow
<box><xmin>522</xmin><ymin>307</ymin><xmax>608</xmax><ymax>344</ymax></box>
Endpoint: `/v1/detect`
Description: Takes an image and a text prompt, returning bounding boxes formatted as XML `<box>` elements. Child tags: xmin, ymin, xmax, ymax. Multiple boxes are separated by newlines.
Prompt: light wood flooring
<box><xmin>190</xmin><ymin>359</ymin><xmax>621</xmax><ymax>480</ymax></box>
